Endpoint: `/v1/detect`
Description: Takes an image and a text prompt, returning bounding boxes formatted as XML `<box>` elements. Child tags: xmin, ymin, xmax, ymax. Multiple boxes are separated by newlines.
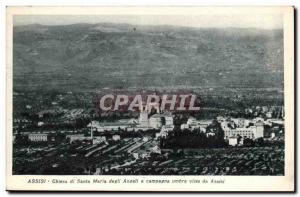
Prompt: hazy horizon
<box><xmin>13</xmin><ymin>15</ymin><xmax>283</xmax><ymax>30</ymax></box>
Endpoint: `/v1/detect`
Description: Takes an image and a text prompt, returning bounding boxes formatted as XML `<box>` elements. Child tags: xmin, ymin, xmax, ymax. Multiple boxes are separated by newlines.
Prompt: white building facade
<box><xmin>28</xmin><ymin>133</ymin><xmax>48</xmax><ymax>142</ymax></box>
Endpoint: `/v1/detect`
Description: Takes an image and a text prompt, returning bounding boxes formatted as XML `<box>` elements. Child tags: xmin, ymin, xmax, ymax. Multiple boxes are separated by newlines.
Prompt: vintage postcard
<box><xmin>6</xmin><ymin>6</ymin><xmax>294</xmax><ymax>192</ymax></box>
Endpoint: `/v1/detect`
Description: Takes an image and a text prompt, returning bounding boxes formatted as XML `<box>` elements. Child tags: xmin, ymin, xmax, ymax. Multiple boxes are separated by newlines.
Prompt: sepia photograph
<box><xmin>5</xmin><ymin>6</ymin><xmax>294</xmax><ymax>191</ymax></box>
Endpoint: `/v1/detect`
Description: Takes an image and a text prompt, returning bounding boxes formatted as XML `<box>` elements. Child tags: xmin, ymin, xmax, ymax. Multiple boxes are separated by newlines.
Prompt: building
<box><xmin>155</xmin><ymin>125</ymin><xmax>173</xmax><ymax>138</ymax></box>
<box><xmin>87</xmin><ymin>108</ymin><xmax>174</xmax><ymax>133</ymax></box>
<box><xmin>181</xmin><ymin>117</ymin><xmax>211</xmax><ymax>132</ymax></box>
<box><xmin>163</xmin><ymin>112</ymin><xmax>174</xmax><ymax>126</ymax></box>
<box><xmin>112</xmin><ymin>134</ymin><xmax>121</xmax><ymax>141</ymax></box>
<box><xmin>228</xmin><ymin>137</ymin><xmax>238</xmax><ymax>146</ymax></box>
<box><xmin>87</xmin><ymin>120</ymin><xmax>136</xmax><ymax>132</ymax></box>
<box><xmin>92</xmin><ymin>136</ymin><xmax>107</xmax><ymax>144</ymax></box>
<box><xmin>28</xmin><ymin>133</ymin><xmax>48</xmax><ymax>142</ymax></box>
<box><xmin>26</xmin><ymin>105</ymin><xmax>32</xmax><ymax>109</ymax></box>
<box><xmin>224</xmin><ymin>127</ymin><xmax>255</xmax><ymax>139</ymax></box>
<box><xmin>220</xmin><ymin>117</ymin><xmax>266</xmax><ymax>140</ymax></box>
<box><xmin>149</xmin><ymin>112</ymin><xmax>174</xmax><ymax>129</ymax></box>
<box><xmin>132</xmin><ymin>150</ymin><xmax>151</xmax><ymax>159</ymax></box>
<box><xmin>66</xmin><ymin>134</ymin><xmax>106</xmax><ymax>145</ymax></box>
<box><xmin>149</xmin><ymin>114</ymin><xmax>162</xmax><ymax>129</ymax></box>
<box><xmin>266</xmin><ymin>112</ymin><xmax>272</xmax><ymax>118</ymax></box>
<box><xmin>180</xmin><ymin>124</ymin><xmax>189</xmax><ymax>130</ymax></box>
<box><xmin>223</xmin><ymin>120</ymin><xmax>264</xmax><ymax>139</ymax></box>
<box><xmin>254</xmin><ymin>121</ymin><xmax>264</xmax><ymax>139</ymax></box>
<box><xmin>66</xmin><ymin>134</ymin><xmax>86</xmax><ymax>143</ymax></box>
<box><xmin>231</xmin><ymin>118</ymin><xmax>248</xmax><ymax>128</ymax></box>
<box><xmin>37</xmin><ymin>121</ymin><xmax>44</xmax><ymax>127</ymax></box>
<box><xmin>156</xmin><ymin>130</ymin><xmax>169</xmax><ymax>138</ymax></box>
<box><xmin>206</xmin><ymin>132</ymin><xmax>215</xmax><ymax>137</ymax></box>
<box><xmin>139</xmin><ymin>105</ymin><xmax>149</xmax><ymax>127</ymax></box>
<box><xmin>161</xmin><ymin>125</ymin><xmax>174</xmax><ymax>132</ymax></box>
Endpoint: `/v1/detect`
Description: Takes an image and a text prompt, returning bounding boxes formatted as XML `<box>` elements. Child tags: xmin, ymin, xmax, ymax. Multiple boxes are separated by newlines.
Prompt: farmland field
<box><xmin>13</xmin><ymin>139</ymin><xmax>284</xmax><ymax>175</ymax></box>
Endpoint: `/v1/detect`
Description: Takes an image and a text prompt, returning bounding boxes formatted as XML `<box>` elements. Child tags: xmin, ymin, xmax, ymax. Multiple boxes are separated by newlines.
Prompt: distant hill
<box><xmin>13</xmin><ymin>23</ymin><xmax>284</xmax><ymax>92</ymax></box>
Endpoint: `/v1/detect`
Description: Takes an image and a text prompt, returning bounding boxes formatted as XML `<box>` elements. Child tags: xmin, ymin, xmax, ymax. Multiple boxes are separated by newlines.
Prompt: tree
<box><xmin>243</xmin><ymin>138</ymin><xmax>254</xmax><ymax>147</ymax></box>
<box><xmin>256</xmin><ymin>137</ymin><xmax>265</xmax><ymax>146</ymax></box>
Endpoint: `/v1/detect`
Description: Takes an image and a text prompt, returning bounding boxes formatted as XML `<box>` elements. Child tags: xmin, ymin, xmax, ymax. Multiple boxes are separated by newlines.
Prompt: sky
<box><xmin>13</xmin><ymin>14</ymin><xmax>283</xmax><ymax>29</ymax></box>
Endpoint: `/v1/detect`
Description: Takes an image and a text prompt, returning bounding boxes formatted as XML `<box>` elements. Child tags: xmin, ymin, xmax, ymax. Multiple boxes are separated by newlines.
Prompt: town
<box><xmin>13</xmin><ymin>90</ymin><xmax>284</xmax><ymax>175</ymax></box>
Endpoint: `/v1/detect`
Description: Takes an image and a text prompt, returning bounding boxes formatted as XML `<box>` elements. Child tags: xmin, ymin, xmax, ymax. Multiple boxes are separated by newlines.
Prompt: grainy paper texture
<box><xmin>6</xmin><ymin>6</ymin><xmax>294</xmax><ymax>191</ymax></box>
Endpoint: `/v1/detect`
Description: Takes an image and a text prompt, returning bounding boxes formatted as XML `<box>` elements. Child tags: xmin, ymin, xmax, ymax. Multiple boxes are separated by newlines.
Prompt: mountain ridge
<box><xmin>13</xmin><ymin>23</ymin><xmax>284</xmax><ymax>91</ymax></box>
